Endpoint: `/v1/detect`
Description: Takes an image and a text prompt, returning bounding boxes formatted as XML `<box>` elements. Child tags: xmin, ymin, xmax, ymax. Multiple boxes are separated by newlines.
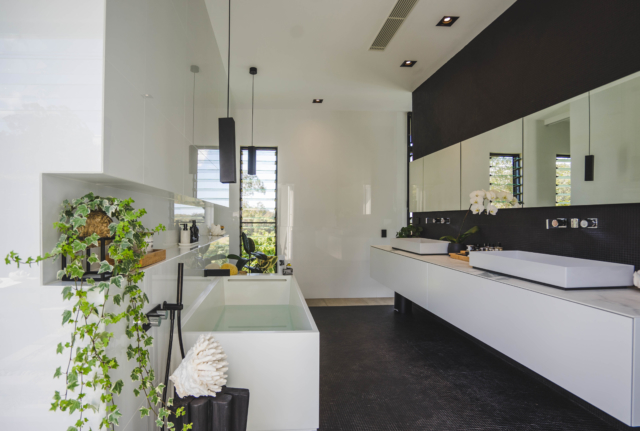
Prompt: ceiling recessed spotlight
<box><xmin>437</xmin><ymin>16</ymin><xmax>459</xmax><ymax>27</ymax></box>
<box><xmin>401</xmin><ymin>60</ymin><xmax>417</xmax><ymax>68</ymax></box>
<box><xmin>313</xmin><ymin>99</ymin><xmax>323</xmax><ymax>103</ymax></box>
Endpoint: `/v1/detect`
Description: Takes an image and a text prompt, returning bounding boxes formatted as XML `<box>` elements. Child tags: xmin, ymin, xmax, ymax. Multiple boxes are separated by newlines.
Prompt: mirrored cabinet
<box><xmin>414</xmin><ymin>70</ymin><xmax>640</xmax><ymax>211</ymax></box>
<box><xmin>409</xmin><ymin>158</ymin><xmax>424</xmax><ymax>212</ymax></box>
<box><xmin>423</xmin><ymin>143</ymin><xmax>461</xmax><ymax>212</ymax></box>
<box><xmin>461</xmin><ymin>120</ymin><xmax>522</xmax><ymax>210</ymax></box>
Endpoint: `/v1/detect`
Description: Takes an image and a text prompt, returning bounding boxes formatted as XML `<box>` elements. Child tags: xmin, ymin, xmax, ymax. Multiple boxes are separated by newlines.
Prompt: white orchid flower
<box><xmin>470</xmin><ymin>203</ymin><xmax>484</xmax><ymax>214</ymax></box>
<box><xmin>485</xmin><ymin>190</ymin><xmax>497</xmax><ymax>201</ymax></box>
<box><xmin>487</xmin><ymin>204</ymin><xmax>499</xmax><ymax>215</ymax></box>
<box><xmin>496</xmin><ymin>191</ymin><xmax>509</xmax><ymax>200</ymax></box>
<box><xmin>511</xmin><ymin>202</ymin><xmax>522</xmax><ymax>208</ymax></box>
<box><xmin>470</xmin><ymin>190</ymin><xmax>485</xmax><ymax>199</ymax></box>
<box><xmin>470</xmin><ymin>196</ymin><xmax>482</xmax><ymax>205</ymax></box>
<box><xmin>506</xmin><ymin>193</ymin><xmax>514</xmax><ymax>202</ymax></box>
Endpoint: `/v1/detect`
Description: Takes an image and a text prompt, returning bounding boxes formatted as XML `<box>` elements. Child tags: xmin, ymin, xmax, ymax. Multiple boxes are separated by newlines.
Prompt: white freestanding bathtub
<box><xmin>182</xmin><ymin>274</ymin><xmax>319</xmax><ymax>431</ymax></box>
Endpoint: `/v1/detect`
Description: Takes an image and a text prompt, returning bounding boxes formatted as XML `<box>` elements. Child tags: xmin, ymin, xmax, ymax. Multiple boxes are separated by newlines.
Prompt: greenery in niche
<box><xmin>396</xmin><ymin>225</ymin><xmax>423</xmax><ymax>238</ymax></box>
<box><xmin>4</xmin><ymin>193</ymin><xmax>192</xmax><ymax>431</ymax></box>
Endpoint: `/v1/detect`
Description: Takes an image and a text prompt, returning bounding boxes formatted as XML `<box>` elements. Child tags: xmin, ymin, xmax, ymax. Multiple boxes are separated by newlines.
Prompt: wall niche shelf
<box><xmin>41</xmin><ymin>173</ymin><xmax>214</xmax><ymax>286</ymax></box>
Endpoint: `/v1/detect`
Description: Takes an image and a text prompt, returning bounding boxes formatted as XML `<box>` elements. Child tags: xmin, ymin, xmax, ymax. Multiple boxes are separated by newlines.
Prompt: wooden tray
<box><xmin>107</xmin><ymin>249</ymin><xmax>166</xmax><ymax>268</ymax></box>
<box><xmin>449</xmin><ymin>252</ymin><xmax>470</xmax><ymax>262</ymax></box>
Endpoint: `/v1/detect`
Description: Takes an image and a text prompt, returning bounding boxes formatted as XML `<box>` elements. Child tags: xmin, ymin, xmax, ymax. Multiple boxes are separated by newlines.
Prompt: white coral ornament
<box><xmin>169</xmin><ymin>334</ymin><xmax>229</xmax><ymax>398</ymax></box>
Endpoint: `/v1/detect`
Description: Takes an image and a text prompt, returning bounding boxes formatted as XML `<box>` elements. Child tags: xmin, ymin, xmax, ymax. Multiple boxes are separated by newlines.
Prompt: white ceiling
<box><xmin>204</xmin><ymin>0</ymin><xmax>516</xmax><ymax>111</ymax></box>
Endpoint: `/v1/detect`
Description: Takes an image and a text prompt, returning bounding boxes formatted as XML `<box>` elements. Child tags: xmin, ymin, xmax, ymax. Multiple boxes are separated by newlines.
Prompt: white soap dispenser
<box><xmin>180</xmin><ymin>223</ymin><xmax>190</xmax><ymax>245</ymax></box>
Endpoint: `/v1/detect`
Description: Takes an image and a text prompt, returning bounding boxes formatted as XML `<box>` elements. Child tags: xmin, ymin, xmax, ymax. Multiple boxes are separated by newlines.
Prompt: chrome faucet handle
<box><xmin>546</xmin><ymin>218</ymin><xmax>568</xmax><ymax>229</ymax></box>
<box><xmin>580</xmin><ymin>218</ymin><xmax>598</xmax><ymax>228</ymax></box>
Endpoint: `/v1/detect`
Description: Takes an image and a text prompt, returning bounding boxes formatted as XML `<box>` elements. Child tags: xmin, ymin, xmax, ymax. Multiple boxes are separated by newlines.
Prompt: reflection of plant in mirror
<box><xmin>396</xmin><ymin>225</ymin><xmax>423</xmax><ymax>238</ymax></box>
<box><xmin>3</xmin><ymin>194</ymin><xmax>192</xmax><ymax>431</ymax></box>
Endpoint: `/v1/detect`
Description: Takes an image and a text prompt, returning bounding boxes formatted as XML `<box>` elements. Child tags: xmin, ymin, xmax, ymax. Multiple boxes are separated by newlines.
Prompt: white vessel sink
<box><xmin>390</xmin><ymin>237</ymin><xmax>450</xmax><ymax>255</ymax></box>
<box><xmin>469</xmin><ymin>251</ymin><xmax>634</xmax><ymax>289</ymax></box>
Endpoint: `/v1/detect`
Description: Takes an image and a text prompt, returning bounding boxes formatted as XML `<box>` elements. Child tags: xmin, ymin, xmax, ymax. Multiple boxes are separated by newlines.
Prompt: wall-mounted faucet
<box><xmin>546</xmin><ymin>218</ymin><xmax>597</xmax><ymax>229</ymax></box>
<box><xmin>427</xmin><ymin>217</ymin><xmax>450</xmax><ymax>224</ymax></box>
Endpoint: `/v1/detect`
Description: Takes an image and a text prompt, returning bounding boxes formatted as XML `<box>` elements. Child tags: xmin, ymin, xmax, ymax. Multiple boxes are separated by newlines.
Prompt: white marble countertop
<box><xmin>372</xmin><ymin>245</ymin><xmax>640</xmax><ymax>319</ymax></box>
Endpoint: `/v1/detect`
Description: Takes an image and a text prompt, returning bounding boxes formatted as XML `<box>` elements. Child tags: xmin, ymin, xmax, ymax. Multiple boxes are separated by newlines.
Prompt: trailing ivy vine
<box><xmin>5</xmin><ymin>193</ymin><xmax>191</xmax><ymax>431</ymax></box>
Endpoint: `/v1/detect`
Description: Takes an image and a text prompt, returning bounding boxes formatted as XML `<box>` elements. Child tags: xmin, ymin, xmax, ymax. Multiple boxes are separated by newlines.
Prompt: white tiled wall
<box><xmin>0</xmin><ymin>1</ymin><xmax>106</xmax><ymax>429</ymax></box>
<box><xmin>228</xmin><ymin>109</ymin><xmax>407</xmax><ymax>299</ymax></box>
<box><xmin>0</xmin><ymin>0</ymin><xmax>226</xmax><ymax>429</ymax></box>
<box><xmin>103</xmin><ymin>0</ymin><xmax>228</xmax><ymax>197</ymax></box>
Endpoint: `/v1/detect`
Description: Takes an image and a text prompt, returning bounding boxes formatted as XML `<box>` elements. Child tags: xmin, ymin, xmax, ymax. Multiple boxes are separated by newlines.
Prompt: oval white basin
<box><xmin>390</xmin><ymin>237</ymin><xmax>450</xmax><ymax>255</ymax></box>
<box><xmin>469</xmin><ymin>251</ymin><xmax>635</xmax><ymax>289</ymax></box>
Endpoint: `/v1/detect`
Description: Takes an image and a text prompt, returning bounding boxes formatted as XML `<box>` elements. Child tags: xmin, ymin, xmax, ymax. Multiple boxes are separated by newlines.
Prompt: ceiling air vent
<box><xmin>370</xmin><ymin>0</ymin><xmax>419</xmax><ymax>51</ymax></box>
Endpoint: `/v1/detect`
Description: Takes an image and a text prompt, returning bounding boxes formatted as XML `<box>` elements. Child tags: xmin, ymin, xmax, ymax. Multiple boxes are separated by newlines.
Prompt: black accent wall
<box><xmin>412</xmin><ymin>0</ymin><xmax>640</xmax><ymax>159</ymax></box>
<box><xmin>412</xmin><ymin>0</ymin><xmax>640</xmax><ymax>270</ymax></box>
<box><xmin>415</xmin><ymin>204</ymin><xmax>640</xmax><ymax>270</ymax></box>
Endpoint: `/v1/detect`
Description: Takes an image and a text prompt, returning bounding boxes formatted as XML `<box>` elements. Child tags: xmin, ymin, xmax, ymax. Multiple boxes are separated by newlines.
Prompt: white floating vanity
<box><xmin>370</xmin><ymin>245</ymin><xmax>640</xmax><ymax>427</ymax></box>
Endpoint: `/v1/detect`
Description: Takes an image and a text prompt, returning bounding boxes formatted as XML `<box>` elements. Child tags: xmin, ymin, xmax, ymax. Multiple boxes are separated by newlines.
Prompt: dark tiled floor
<box><xmin>310</xmin><ymin>305</ymin><xmax>623</xmax><ymax>431</ymax></box>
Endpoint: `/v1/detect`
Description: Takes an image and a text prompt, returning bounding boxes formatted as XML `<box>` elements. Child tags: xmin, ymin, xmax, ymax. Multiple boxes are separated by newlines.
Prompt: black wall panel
<box><xmin>412</xmin><ymin>0</ymin><xmax>640</xmax><ymax>159</ymax></box>
<box><xmin>414</xmin><ymin>203</ymin><xmax>640</xmax><ymax>269</ymax></box>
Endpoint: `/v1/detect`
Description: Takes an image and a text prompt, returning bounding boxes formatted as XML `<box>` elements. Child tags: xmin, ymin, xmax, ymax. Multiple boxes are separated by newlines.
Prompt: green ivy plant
<box><xmin>4</xmin><ymin>193</ymin><xmax>191</xmax><ymax>431</ymax></box>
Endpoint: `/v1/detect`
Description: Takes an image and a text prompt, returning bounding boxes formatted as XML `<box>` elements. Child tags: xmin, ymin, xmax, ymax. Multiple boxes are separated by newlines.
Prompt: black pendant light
<box><xmin>219</xmin><ymin>0</ymin><xmax>236</xmax><ymax>183</ymax></box>
<box><xmin>248</xmin><ymin>67</ymin><xmax>258</xmax><ymax>175</ymax></box>
<box><xmin>585</xmin><ymin>91</ymin><xmax>595</xmax><ymax>181</ymax></box>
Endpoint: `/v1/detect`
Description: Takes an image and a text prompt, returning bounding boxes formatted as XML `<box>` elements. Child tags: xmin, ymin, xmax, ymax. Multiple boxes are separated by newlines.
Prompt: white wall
<box><xmin>226</xmin><ymin>109</ymin><xmax>407</xmax><ymax>299</ymax></box>
<box><xmin>103</xmin><ymin>0</ymin><xmax>228</xmax><ymax>197</ymax></box>
<box><xmin>0</xmin><ymin>1</ymin><xmax>105</xmax><ymax>429</ymax></box>
<box><xmin>0</xmin><ymin>0</ymin><xmax>227</xmax><ymax>429</ymax></box>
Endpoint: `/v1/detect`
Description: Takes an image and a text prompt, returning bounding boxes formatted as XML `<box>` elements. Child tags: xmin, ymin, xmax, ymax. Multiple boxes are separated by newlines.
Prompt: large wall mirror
<box><xmin>410</xmin><ymin>145</ymin><xmax>461</xmax><ymax>212</ymax></box>
<box><xmin>523</xmin><ymin>93</ymin><xmax>587</xmax><ymax>207</ymax></box>
<box><xmin>416</xmin><ymin>70</ymin><xmax>640</xmax><ymax>211</ymax></box>
<box><xmin>461</xmin><ymin>119</ymin><xmax>523</xmax><ymax>210</ymax></box>
<box><xmin>524</xmin><ymin>71</ymin><xmax>640</xmax><ymax>207</ymax></box>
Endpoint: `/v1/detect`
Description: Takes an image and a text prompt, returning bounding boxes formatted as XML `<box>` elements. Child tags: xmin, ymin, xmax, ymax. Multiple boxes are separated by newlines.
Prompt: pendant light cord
<box><xmin>227</xmin><ymin>0</ymin><xmax>231</xmax><ymax>118</ymax></box>
<box><xmin>192</xmin><ymin>73</ymin><xmax>196</xmax><ymax>141</ymax></box>
<box><xmin>251</xmin><ymin>74</ymin><xmax>255</xmax><ymax>147</ymax></box>
<box><xmin>588</xmin><ymin>91</ymin><xmax>591</xmax><ymax>156</ymax></box>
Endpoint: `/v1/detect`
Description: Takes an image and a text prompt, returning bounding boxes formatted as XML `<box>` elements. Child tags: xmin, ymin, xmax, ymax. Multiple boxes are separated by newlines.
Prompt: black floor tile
<box><xmin>311</xmin><ymin>305</ymin><xmax>622</xmax><ymax>431</ymax></box>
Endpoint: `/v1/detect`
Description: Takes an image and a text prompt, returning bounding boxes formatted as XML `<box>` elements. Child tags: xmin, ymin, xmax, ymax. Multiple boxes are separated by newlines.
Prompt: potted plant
<box><xmin>396</xmin><ymin>225</ymin><xmax>423</xmax><ymax>238</ymax></box>
<box><xmin>4</xmin><ymin>193</ymin><xmax>192</xmax><ymax>431</ymax></box>
<box><xmin>440</xmin><ymin>190</ymin><xmax>518</xmax><ymax>253</ymax></box>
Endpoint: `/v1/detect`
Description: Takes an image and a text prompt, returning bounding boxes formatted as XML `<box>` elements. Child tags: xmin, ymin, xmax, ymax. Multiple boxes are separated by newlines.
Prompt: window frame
<box><xmin>489</xmin><ymin>152</ymin><xmax>523</xmax><ymax>205</ymax></box>
<box><xmin>239</xmin><ymin>146</ymin><xmax>278</xmax><ymax>257</ymax></box>
<box><xmin>555</xmin><ymin>154</ymin><xmax>571</xmax><ymax>206</ymax></box>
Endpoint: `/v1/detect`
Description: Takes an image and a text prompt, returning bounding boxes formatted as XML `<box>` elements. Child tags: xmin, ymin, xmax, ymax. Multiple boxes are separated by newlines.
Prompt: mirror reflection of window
<box><xmin>489</xmin><ymin>153</ymin><xmax>523</xmax><ymax>208</ymax></box>
<box><xmin>195</xmin><ymin>147</ymin><xmax>230</xmax><ymax>207</ymax></box>
<box><xmin>555</xmin><ymin>155</ymin><xmax>571</xmax><ymax>206</ymax></box>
